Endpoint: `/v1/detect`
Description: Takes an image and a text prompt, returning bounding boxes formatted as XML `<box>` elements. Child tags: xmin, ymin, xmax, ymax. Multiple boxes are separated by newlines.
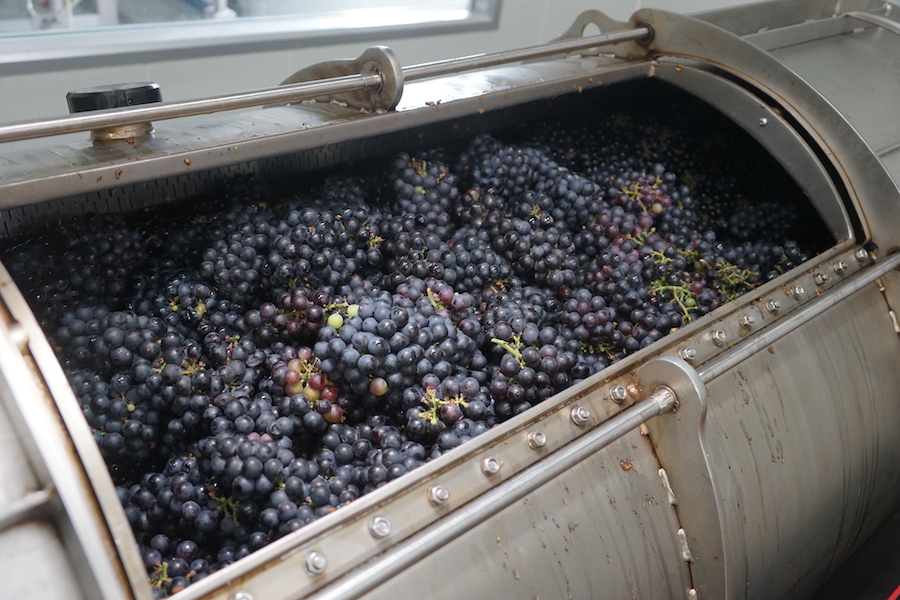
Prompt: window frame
<box><xmin>0</xmin><ymin>0</ymin><xmax>501</xmax><ymax>73</ymax></box>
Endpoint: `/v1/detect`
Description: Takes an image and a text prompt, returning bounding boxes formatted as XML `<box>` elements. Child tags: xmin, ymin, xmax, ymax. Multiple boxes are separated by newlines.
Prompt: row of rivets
<box><xmin>360</xmin><ymin>455</ymin><xmax>505</xmax><ymax>552</ymax></box>
<box><xmin>673</xmin><ymin>250</ymin><xmax>861</xmax><ymax>374</ymax></box>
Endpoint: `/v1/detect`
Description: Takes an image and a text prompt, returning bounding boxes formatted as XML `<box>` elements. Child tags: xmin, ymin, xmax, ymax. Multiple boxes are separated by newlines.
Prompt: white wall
<box><xmin>0</xmin><ymin>0</ymin><xmax>752</xmax><ymax>127</ymax></box>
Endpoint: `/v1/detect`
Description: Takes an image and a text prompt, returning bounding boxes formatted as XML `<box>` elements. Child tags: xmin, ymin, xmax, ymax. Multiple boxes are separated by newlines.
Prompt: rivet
<box><xmin>790</xmin><ymin>285</ymin><xmax>805</xmax><ymax>299</ymax></box>
<box><xmin>856</xmin><ymin>247</ymin><xmax>870</xmax><ymax>263</ymax></box>
<box><xmin>427</xmin><ymin>485</ymin><xmax>450</xmax><ymax>505</ymax></box>
<box><xmin>609</xmin><ymin>384</ymin><xmax>628</xmax><ymax>404</ymax></box>
<box><xmin>527</xmin><ymin>430</ymin><xmax>547</xmax><ymax>449</ymax></box>
<box><xmin>833</xmin><ymin>260</ymin><xmax>847</xmax><ymax>274</ymax></box>
<box><xmin>368</xmin><ymin>516</ymin><xmax>392</xmax><ymax>539</ymax></box>
<box><xmin>481</xmin><ymin>456</ymin><xmax>502</xmax><ymax>476</ymax></box>
<box><xmin>303</xmin><ymin>551</ymin><xmax>328</xmax><ymax>577</ymax></box>
<box><xmin>570</xmin><ymin>405</ymin><xmax>591</xmax><ymax>426</ymax></box>
<box><xmin>738</xmin><ymin>314</ymin><xmax>754</xmax><ymax>329</ymax></box>
<box><xmin>230</xmin><ymin>593</ymin><xmax>255</xmax><ymax>600</ymax></box>
<box><xmin>678</xmin><ymin>347</ymin><xmax>696</xmax><ymax>362</ymax></box>
<box><xmin>710</xmin><ymin>329</ymin><xmax>727</xmax><ymax>346</ymax></box>
<box><xmin>758</xmin><ymin>117</ymin><xmax>768</xmax><ymax>126</ymax></box>
<box><xmin>766</xmin><ymin>299</ymin><xmax>781</xmax><ymax>313</ymax></box>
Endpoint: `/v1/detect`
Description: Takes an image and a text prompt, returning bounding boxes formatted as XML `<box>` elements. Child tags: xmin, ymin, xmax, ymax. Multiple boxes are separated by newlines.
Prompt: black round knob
<box><xmin>66</xmin><ymin>82</ymin><xmax>162</xmax><ymax>114</ymax></box>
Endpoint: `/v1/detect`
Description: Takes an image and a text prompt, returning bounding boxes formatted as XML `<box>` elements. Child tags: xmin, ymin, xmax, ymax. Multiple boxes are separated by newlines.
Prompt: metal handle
<box><xmin>845</xmin><ymin>11</ymin><xmax>900</xmax><ymax>37</ymax></box>
<box><xmin>307</xmin><ymin>385</ymin><xmax>676</xmax><ymax>600</ymax></box>
<box><xmin>0</xmin><ymin>73</ymin><xmax>383</xmax><ymax>145</ymax></box>
<box><xmin>0</xmin><ymin>24</ymin><xmax>652</xmax><ymax>145</ymax></box>
<box><xmin>403</xmin><ymin>25</ymin><xmax>651</xmax><ymax>81</ymax></box>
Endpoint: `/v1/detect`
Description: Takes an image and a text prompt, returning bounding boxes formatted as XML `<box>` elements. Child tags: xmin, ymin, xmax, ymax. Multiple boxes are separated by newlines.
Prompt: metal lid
<box><xmin>66</xmin><ymin>82</ymin><xmax>162</xmax><ymax>114</ymax></box>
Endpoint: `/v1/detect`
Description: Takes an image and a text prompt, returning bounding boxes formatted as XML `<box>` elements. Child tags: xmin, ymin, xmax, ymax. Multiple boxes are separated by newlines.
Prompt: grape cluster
<box><xmin>1</xmin><ymin>104</ymin><xmax>829</xmax><ymax>596</ymax></box>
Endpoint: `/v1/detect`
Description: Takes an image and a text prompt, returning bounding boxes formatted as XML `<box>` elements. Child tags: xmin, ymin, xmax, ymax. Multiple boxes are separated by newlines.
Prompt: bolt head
<box><xmin>368</xmin><ymin>516</ymin><xmax>392</xmax><ymax>539</ymax></box>
<box><xmin>833</xmin><ymin>260</ymin><xmax>847</xmax><ymax>274</ymax></box>
<box><xmin>303</xmin><ymin>551</ymin><xmax>328</xmax><ymax>577</ymax></box>
<box><xmin>791</xmin><ymin>285</ymin><xmax>805</xmax><ymax>299</ymax></box>
<box><xmin>738</xmin><ymin>314</ymin><xmax>754</xmax><ymax>329</ymax></box>
<box><xmin>570</xmin><ymin>405</ymin><xmax>591</xmax><ymax>425</ymax></box>
<box><xmin>758</xmin><ymin>117</ymin><xmax>768</xmax><ymax>126</ymax></box>
<box><xmin>856</xmin><ymin>248</ymin><xmax>869</xmax><ymax>263</ymax></box>
<box><xmin>711</xmin><ymin>329</ymin><xmax>727</xmax><ymax>346</ymax></box>
<box><xmin>766</xmin><ymin>299</ymin><xmax>781</xmax><ymax>313</ymax></box>
<box><xmin>609</xmin><ymin>384</ymin><xmax>628</xmax><ymax>403</ymax></box>
<box><xmin>678</xmin><ymin>347</ymin><xmax>696</xmax><ymax>362</ymax></box>
<box><xmin>481</xmin><ymin>456</ymin><xmax>502</xmax><ymax>476</ymax></box>
<box><xmin>527</xmin><ymin>431</ymin><xmax>547</xmax><ymax>449</ymax></box>
<box><xmin>427</xmin><ymin>485</ymin><xmax>450</xmax><ymax>505</ymax></box>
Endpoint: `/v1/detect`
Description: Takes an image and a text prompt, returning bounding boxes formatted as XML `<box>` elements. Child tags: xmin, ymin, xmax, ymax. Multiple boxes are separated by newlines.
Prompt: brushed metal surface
<box><xmin>769</xmin><ymin>21</ymin><xmax>900</xmax><ymax>158</ymax></box>
<box><xmin>707</xmin><ymin>284</ymin><xmax>900</xmax><ymax>600</ymax></box>
<box><xmin>678</xmin><ymin>283</ymin><xmax>900</xmax><ymax>600</ymax></box>
<box><xmin>354</xmin><ymin>429</ymin><xmax>691</xmax><ymax>600</ymax></box>
<box><xmin>0</xmin><ymin>260</ymin><xmax>146</xmax><ymax>600</ymax></box>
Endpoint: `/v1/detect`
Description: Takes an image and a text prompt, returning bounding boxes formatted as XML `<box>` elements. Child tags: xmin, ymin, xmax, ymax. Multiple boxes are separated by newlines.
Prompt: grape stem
<box><xmin>490</xmin><ymin>334</ymin><xmax>525</xmax><ymax>368</ymax></box>
<box><xmin>213</xmin><ymin>494</ymin><xmax>240</xmax><ymax>524</ymax></box>
<box><xmin>417</xmin><ymin>387</ymin><xmax>467</xmax><ymax>425</ymax></box>
<box><xmin>650</xmin><ymin>279</ymin><xmax>697</xmax><ymax>324</ymax></box>
<box><xmin>150</xmin><ymin>561</ymin><xmax>170</xmax><ymax>589</ymax></box>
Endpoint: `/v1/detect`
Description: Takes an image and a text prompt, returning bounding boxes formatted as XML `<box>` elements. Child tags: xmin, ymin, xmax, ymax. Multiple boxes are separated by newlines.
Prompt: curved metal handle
<box><xmin>845</xmin><ymin>11</ymin><xmax>900</xmax><ymax>37</ymax></box>
<box><xmin>0</xmin><ymin>71</ymin><xmax>383</xmax><ymax>145</ymax></box>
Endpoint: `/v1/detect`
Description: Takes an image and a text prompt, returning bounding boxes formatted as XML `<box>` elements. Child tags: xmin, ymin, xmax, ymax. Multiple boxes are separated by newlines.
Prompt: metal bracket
<box><xmin>275</xmin><ymin>46</ymin><xmax>404</xmax><ymax>112</ymax></box>
<box><xmin>636</xmin><ymin>356</ymin><xmax>724</xmax><ymax>599</ymax></box>
<box><xmin>546</xmin><ymin>10</ymin><xmax>652</xmax><ymax>59</ymax></box>
<box><xmin>555</xmin><ymin>10</ymin><xmax>630</xmax><ymax>39</ymax></box>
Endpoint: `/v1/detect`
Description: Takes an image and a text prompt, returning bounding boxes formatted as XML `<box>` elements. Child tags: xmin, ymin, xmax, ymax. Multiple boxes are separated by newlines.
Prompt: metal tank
<box><xmin>1</xmin><ymin>1</ymin><xmax>900</xmax><ymax>599</ymax></box>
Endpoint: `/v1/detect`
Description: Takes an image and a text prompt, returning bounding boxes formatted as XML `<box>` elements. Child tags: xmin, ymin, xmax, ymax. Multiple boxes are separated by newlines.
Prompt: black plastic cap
<box><xmin>66</xmin><ymin>82</ymin><xmax>162</xmax><ymax>114</ymax></box>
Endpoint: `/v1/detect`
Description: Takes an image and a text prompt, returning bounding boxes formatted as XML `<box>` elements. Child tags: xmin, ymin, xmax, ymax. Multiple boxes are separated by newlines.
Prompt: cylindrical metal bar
<box><xmin>0</xmin><ymin>73</ymin><xmax>381</xmax><ymax>144</ymax></box>
<box><xmin>698</xmin><ymin>251</ymin><xmax>900</xmax><ymax>383</ymax></box>
<box><xmin>845</xmin><ymin>11</ymin><xmax>900</xmax><ymax>37</ymax></box>
<box><xmin>307</xmin><ymin>386</ymin><xmax>677</xmax><ymax>600</ymax></box>
<box><xmin>0</xmin><ymin>488</ymin><xmax>54</xmax><ymax>531</ymax></box>
<box><xmin>404</xmin><ymin>25</ymin><xmax>651</xmax><ymax>82</ymax></box>
<box><xmin>0</xmin><ymin>25</ymin><xmax>650</xmax><ymax>145</ymax></box>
